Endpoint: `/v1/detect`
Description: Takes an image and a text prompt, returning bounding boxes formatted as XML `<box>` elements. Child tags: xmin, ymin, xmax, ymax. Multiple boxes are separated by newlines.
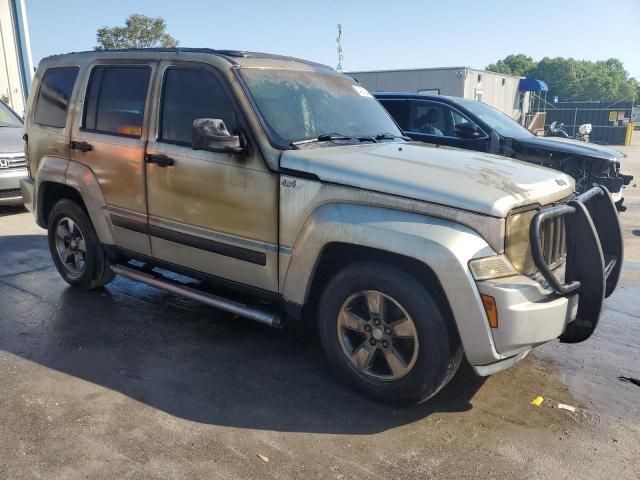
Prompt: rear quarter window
<box><xmin>33</xmin><ymin>67</ymin><xmax>79</xmax><ymax>128</ymax></box>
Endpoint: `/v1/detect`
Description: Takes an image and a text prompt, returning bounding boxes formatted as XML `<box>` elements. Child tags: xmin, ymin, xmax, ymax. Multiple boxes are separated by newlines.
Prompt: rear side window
<box><xmin>379</xmin><ymin>99</ymin><xmax>409</xmax><ymax>130</ymax></box>
<box><xmin>34</xmin><ymin>67</ymin><xmax>79</xmax><ymax>128</ymax></box>
<box><xmin>83</xmin><ymin>66</ymin><xmax>151</xmax><ymax>137</ymax></box>
<box><xmin>159</xmin><ymin>68</ymin><xmax>237</xmax><ymax>145</ymax></box>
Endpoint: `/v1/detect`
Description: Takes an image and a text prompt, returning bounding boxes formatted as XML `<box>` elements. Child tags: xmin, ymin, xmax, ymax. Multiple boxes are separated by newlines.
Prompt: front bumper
<box><xmin>0</xmin><ymin>167</ymin><xmax>28</xmax><ymax>206</ymax></box>
<box><xmin>476</xmin><ymin>274</ymin><xmax>579</xmax><ymax>356</ymax></box>
<box><xmin>19</xmin><ymin>177</ymin><xmax>35</xmax><ymax>212</ymax></box>
<box><xmin>471</xmin><ymin>186</ymin><xmax>622</xmax><ymax>374</ymax></box>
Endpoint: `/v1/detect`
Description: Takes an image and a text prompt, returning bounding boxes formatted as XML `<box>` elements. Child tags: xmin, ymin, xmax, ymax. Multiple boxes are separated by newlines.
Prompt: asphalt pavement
<box><xmin>0</xmin><ymin>136</ymin><xmax>638</xmax><ymax>479</ymax></box>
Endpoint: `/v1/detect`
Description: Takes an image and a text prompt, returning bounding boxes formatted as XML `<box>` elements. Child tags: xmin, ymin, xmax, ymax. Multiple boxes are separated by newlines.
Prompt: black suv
<box><xmin>375</xmin><ymin>93</ymin><xmax>633</xmax><ymax>210</ymax></box>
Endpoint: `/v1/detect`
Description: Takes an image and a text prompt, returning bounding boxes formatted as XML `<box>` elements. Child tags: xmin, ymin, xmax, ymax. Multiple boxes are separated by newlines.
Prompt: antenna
<box><xmin>336</xmin><ymin>24</ymin><xmax>343</xmax><ymax>72</ymax></box>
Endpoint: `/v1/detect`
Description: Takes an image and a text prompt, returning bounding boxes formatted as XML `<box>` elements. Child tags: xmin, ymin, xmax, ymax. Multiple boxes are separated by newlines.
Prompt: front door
<box><xmin>144</xmin><ymin>62</ymin><xmax>279</xmax><ymax>292</ymax></box>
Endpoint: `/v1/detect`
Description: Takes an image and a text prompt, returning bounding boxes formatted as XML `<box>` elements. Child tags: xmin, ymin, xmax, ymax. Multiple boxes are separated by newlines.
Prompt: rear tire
<box><xmin>47</xmin><ymin>199</ymin><xmax>115</xmax><ymax>290</ymax></box>
<box><xmin>318</xmin><ymin>262</ymin><xmax>462</xmax><ymax>405</ymax></box>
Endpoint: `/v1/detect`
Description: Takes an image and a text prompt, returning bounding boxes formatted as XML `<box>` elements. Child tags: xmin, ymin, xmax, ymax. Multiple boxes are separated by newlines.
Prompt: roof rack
<box><xmin>44</xmin><ymin>48</ymin><xmax>332</xmax><ymax>70</ymax></box>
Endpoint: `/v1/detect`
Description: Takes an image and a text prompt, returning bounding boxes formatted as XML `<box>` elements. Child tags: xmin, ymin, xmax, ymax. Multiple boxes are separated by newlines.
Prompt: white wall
<box><xmin>463</xmin><ymin>69</ymin><xmax>526</xmax><ymax>119</ymax></box>
<box><xmin>0</xmin><ymin>0</ymin><xmax>32</xmax><ymax>115</ymax></box>
<box><xmin>347</xmin><ymin>68</ymin><xmax>466</xmax><ymax>97</ymax></box>
<box><xmin>346</xmin><ymin>67</ymin><xmax>528</xmax><ymax>119</ymax></box>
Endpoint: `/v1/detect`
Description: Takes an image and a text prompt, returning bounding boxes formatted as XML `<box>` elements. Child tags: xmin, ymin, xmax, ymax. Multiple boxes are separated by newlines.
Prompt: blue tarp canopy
<box><xmin>519</xmin><ymin>78</ymin><xmax>548</xmax><ymax>92</ymax></box>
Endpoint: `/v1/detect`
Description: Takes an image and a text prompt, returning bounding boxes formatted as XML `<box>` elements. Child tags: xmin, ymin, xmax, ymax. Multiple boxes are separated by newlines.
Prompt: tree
<box><xmin>486</xmin><ymin>54</ymin><xmax>535</xmax><ymax>77</ymax></box>
<box><xmin>95</xmin><ymin>14</ymin><xmax>178</xmax><ymax>50</ymax></box>
<box><xmin>487</xmin><ymin>54</ymin><xmax>638</xmax><ymax>101</ymax></box>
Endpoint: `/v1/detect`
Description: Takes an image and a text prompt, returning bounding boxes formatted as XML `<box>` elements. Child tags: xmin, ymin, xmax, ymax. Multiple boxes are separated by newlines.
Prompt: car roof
<box><xmin>39</xmin><ymin>48</ymin><xmax>336</xmax><ymax>74</ymax></box>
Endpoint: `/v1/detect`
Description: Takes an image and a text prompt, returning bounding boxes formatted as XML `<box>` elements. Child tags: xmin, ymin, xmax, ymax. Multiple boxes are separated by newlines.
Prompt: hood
<box><xmin>513</xmin><ymin>135</ymin><xmax>625</xmax><ymax>161</ymax></box>
<box><xmin>281</xmin><ymin>142</ymin><xmax>575</xmax><ymax>218</ymax></box>
<box><xmin>0</xmin><ymin>126</ymin><xmax>24</xmax><ymax>154</ymax></box>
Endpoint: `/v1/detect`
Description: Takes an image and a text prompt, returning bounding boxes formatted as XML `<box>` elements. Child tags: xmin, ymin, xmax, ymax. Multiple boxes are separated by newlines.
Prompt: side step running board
<box><xmin>111</xmin><ymin>264</ymin><xmax>282</xmax><ymax>328</ymax></box>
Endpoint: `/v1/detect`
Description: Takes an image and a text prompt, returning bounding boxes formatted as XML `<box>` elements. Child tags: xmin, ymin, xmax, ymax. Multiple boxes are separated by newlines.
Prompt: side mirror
<box><xmin>454</xmin><ymin>122</ymin><xmax>481</xmax><ymax>139</ymax></box>
<box><xmin>192</xmin><ymin>118</ymin><xmax>246</xmax><ymax>154</ymax></box>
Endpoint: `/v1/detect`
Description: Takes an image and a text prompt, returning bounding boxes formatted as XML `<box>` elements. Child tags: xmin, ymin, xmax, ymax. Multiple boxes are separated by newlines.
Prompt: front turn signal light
<box><xmin>481</xmin><ymin>294</ymin><xmax>498</xmax><ymax>329</ymax></box>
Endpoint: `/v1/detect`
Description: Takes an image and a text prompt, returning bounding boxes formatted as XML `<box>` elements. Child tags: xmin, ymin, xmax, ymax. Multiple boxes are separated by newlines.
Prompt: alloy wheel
<box><xmin>54</xmin><ymin>216</ymin><xmax>87</xmax><ymax>279</ymax></box>
<box><xmin>337</xmin><ymin>290</ymin><xmax>419</xmax><ymax>381</ymax></box>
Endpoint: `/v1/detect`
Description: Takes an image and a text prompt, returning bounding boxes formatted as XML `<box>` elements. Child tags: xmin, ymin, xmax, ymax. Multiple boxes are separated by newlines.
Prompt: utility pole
<box><xmin>336</xmin><ymin>24</ymin><xmax>343</xmax><ymax>72</ymax></box>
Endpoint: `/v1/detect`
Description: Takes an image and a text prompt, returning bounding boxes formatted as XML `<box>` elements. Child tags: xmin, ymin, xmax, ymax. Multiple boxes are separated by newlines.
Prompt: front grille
<box><xmin>0</xmin><ymin>188</ymin><xmax>22</xmax><ymax>199</ymax></box>
<box><xmin>0</xmin><ymin>155</ymin><xmax>27</xmax><ymax>170</ymax></box>
<box><xmin>540</xmin><ymin>215</ymin><xmax>566</xmax><ymax>269</ymax></box>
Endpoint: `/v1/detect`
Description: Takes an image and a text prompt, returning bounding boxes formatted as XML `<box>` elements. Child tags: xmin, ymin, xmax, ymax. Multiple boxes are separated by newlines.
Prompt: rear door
<box><xmin>144</xmin><ymin>61</ymin><xmax>279</xmax><ymax>292</ymax></box>
<box><xmin>27</xmin><ymin>66</ymin><xmax>79</xmax><ymax>178</ymax></box>
<box><xmin>70</xmin><ymin>62</ymin><xmax>155</xmax><ymax>255</ymax></box>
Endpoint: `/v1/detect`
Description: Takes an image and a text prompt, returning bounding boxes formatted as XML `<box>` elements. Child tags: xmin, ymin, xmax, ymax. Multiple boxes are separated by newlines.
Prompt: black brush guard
<box><xmin>529</xmin><ymin>186</ymin><xmax>623</xmax><ymax>344</ymax></box>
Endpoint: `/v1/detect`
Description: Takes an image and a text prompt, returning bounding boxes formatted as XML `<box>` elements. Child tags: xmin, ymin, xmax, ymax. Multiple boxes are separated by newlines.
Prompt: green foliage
<box><xmin>487</xmin><ymin>54</ymin><xmax>638</xmax><ymax>102</ymax></box>
<box><xmin>486</xmin><ymin>54</ymin><xmax>536</xmax><ymax>77</ymax></box>
<box><xmin>95</xmin><ymin>14</ymin><xmax>178</xmax><ymax>50</ymax></box>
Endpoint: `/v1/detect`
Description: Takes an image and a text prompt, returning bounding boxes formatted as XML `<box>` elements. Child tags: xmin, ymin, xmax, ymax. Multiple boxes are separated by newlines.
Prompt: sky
<box><xmin>24</xmin><ymin>0</ymin><xmax>640</xmax><ymax>79</ymax></box>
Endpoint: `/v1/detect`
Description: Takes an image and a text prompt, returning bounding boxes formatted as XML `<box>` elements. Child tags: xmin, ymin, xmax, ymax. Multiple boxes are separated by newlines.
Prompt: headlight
<box><xmin>505</xmin><ymin>209</ymin><xmax>537</xmax><ymax>275</ymax></box>
<box><xmin>469</xmin><ymin>255</ymin><xmax>517</xmax><ymax>281</ymax></box>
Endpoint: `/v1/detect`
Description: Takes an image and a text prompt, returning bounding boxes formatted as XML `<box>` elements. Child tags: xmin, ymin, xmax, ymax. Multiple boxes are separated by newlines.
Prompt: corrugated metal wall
<box><xmin>533</xmin><ymin>101</ymin><xmax>633</xmax><ymax>145</ymax></box>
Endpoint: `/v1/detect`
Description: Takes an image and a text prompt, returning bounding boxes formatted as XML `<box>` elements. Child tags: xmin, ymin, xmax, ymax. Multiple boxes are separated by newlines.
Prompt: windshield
<box><xmin>457</xmin><ymin>98</ymin><xmax>533</xmax><ymax>138</ymax></box>
<box><xmin>239</xmin><ymin>68</ymin><xmax>402</xmax><ymax>147</ymax></box>
<box><xmin>0</xmin><ymin>100</ymin><xmax>22</xmax><ymax>127</ymax></box>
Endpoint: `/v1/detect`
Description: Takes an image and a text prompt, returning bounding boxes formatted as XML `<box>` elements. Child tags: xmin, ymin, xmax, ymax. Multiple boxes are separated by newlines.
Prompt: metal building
<box><xmin>347</xmin><ymin>67</ymin><xmax>528</xmax><ymax>120</ymax></box>
<box><xmin>0</xmin><ymin>0</ymin><xmax>33</xmax><ymax>114</ymax></box>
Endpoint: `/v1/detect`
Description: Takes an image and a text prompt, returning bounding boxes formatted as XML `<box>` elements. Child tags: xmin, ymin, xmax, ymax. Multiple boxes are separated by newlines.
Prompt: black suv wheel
<box><xmin>318</xmin><ymin>262</ymin><xmax>462</xmax><ymax>404</ymax></box>
<box><xmin>47</xmin><ymin>199</ymin><xmax>114</xmax><ymax>289</ymax></box>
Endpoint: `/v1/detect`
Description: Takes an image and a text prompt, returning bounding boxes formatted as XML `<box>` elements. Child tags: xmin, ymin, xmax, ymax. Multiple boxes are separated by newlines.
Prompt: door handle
<box><xmin>145</xmin><ymin>153</ymin><xmax>175</xmax><ymax>167</ymax></box>
<box><xmin>70</xmin><ymin>141</ymin><xmax>93</xmax><ymax>152</ymax></box>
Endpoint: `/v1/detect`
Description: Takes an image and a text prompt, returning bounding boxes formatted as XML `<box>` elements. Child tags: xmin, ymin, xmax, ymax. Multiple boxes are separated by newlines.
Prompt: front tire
<box><xmin>47</xmin><ymin>199</ymin><xmax>114</xmax><ymax>289</ymax></box>
<box><xmin>318</xmin><ymin>262</ymin><xmax>462</xmax><ymax>405</ymax></box>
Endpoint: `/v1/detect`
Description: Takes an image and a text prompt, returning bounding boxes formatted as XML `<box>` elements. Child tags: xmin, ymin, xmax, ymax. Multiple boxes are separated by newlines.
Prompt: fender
<box><xmin>281</xmin><ymin>203</ymin><xmax>506</xmax><ymax>366</ymax></box>
<box><xmin>34</xmin><ymin>155</ymin><xmax>68</xmax><ymax>226</ymax></box>
<box><xmin>35</xmin><ymin>156</ymin><xmax>114</xmax><ymax>245</ymax></box>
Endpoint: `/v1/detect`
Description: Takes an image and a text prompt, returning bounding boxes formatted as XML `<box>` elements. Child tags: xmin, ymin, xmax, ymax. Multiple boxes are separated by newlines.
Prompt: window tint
<box><xmin>380</xmin><ymin>100</ymin><xmax>410</xmax><ymax>130</ymax></box>
<box><xmin>159</xmin><ymin>68</ymin><xmax>237</xmax><ymax>145</ymax></box>
<box><xmin>451</xmin><ymin>110</ymin><xmax>471</xmax><ymax>127</ymax></box>
<box><xmin>83</xmin><ymin>66</ymin><xmax>150</xmax><ymax>137</ymax></box>
<box><xmin>411</xmin><ymin>102</ymin><xmax>447</xmax><ymax>136</ymax></box>
<box><xmin>411</xmin><ymin>102</ymin><xmax>475</xmax><ymax>138</ymax></box>
<box><xmin>34</xmin><ymin>67</ymin><xmax>79</xmax><ymax>128</ymax></box>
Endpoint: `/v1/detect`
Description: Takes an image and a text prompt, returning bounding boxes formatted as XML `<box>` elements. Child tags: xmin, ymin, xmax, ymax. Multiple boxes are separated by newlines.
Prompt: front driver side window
<box><xmin>449</xmin><ymin>110</ymin><xmax>476</xmax><ymax>137</ymax></box>
<box><xmin>412</xmin><ymin>102</ymin><xmax>477</xmax><ymax>138</ymax></box>
<box><xmin>160</xmin><ymin>68</ymin><xmax>237</xmax><ymax>146</ymax></box>
<box><xmin>411</xmin><ymin>103</ymin><xmax>445</xmax><ymax>136</ymax></box>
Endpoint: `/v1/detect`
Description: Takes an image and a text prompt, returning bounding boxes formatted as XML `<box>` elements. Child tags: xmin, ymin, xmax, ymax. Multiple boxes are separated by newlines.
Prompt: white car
<box><xmin>0</xmin><ymin>100</ymin><xmax>27</xmax><ymax>206</ymax></box>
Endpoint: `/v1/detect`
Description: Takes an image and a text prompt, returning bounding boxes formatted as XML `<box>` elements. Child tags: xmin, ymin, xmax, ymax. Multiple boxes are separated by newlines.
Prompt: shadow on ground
<box><xmin>0</xmin><ymin>205</ymin><xmax>27</xmax><ymax>217</ymax></box>
<box><xmin>0</xmin><ymin>234</ymin><xmax>486</xmax><ymax>434</ymax></box>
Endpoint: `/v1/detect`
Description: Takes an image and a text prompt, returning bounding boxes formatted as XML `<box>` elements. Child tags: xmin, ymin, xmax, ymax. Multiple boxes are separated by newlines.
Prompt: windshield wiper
<box><xmin>375</xmin><ymin>132</ymin><xmax>411</xmax><ymax>141</ymax></box>
<box><xmin>291</xmin><ymin>133</ymin><xmax>378</xmax><ymax>146</ymax></box>
<box><xmin>291</xmin><ymin>133</ymin><xmax>350</xmax><ymax>146</ymax></box>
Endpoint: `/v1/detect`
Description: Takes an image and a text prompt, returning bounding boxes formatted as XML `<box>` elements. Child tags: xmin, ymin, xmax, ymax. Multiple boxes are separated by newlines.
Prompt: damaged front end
<box><xmin>508</xmin><ymin>138</ymin><xmax>633</xmax><ymax>212</ymax></box>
